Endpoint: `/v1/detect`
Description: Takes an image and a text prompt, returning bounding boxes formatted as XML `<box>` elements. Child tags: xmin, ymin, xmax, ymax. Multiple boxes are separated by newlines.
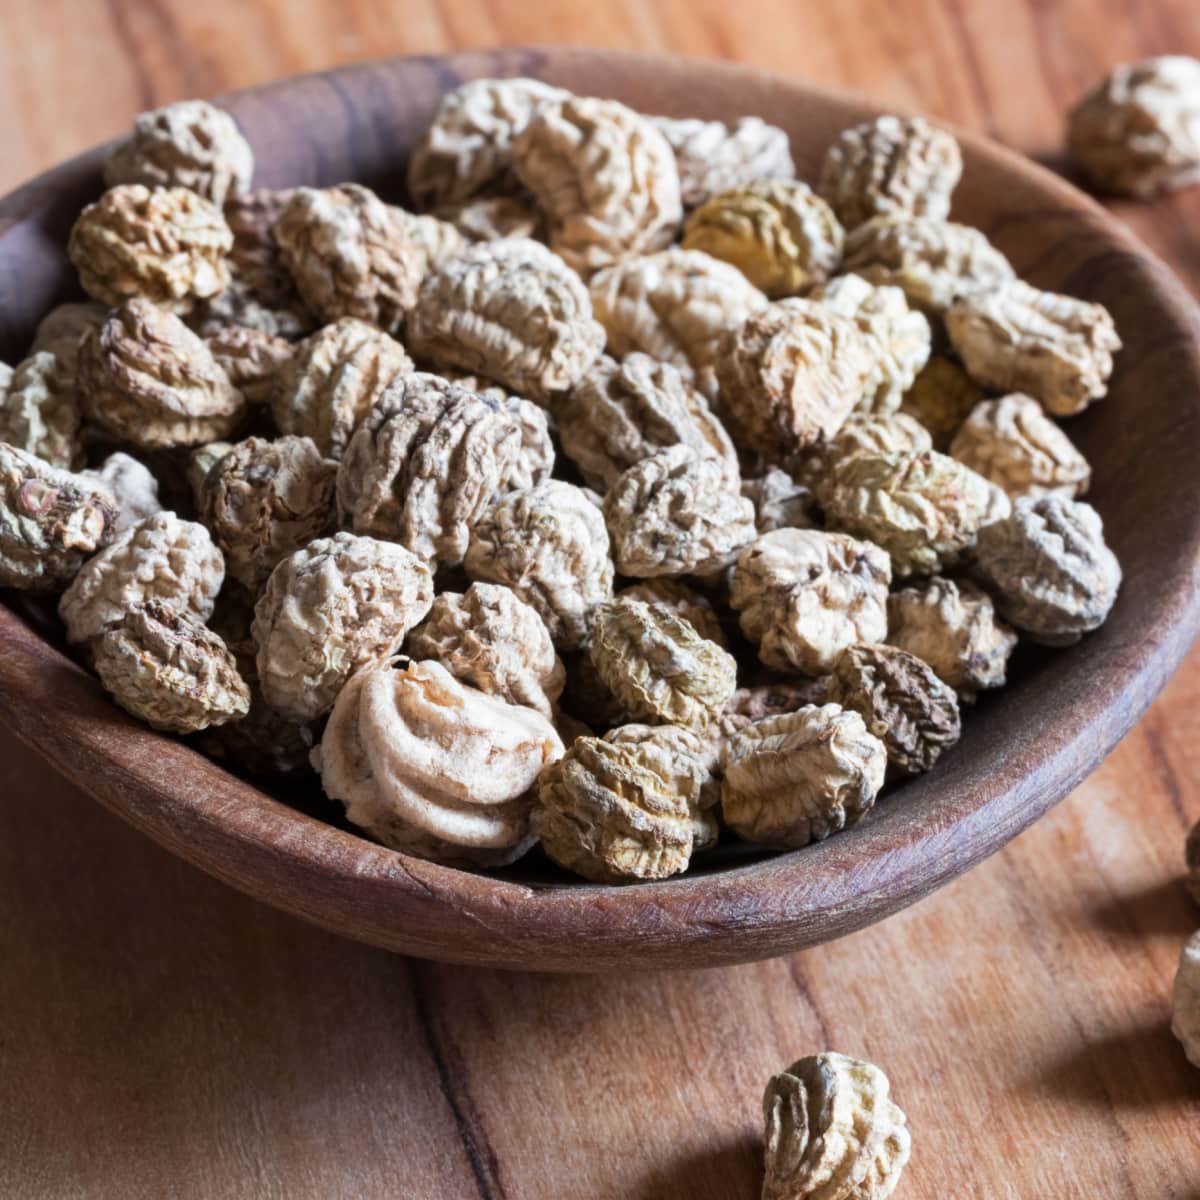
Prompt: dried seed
<box><xmin>252</xmin><ymin>532</ymin><xmax>435</xmax><ymax>720</ymax></box>
<box><xmin>973</xmin><ymin>493</ymin><xmax>1121</xmax><ymax>644</ymax></box>
<box><xmin>69</xmin><ymin>184</ymin><xmax>232</xmax><ymax>311</ymax></box>
<box><xmin>730</xmin><ymin>529</ymin><xmax>891</xmax><ymax>675</ymax></box>
<box><xmin>315</xmin><ymin>657</ymin><xmax>562</xmax><ymax>867</ymax></box>
<box><xmin>721</xmin><ymin>705</ymin><xmax>887</xmax><ymax>849</ymax></box>
<box><xmin>0</xmin><ymin>443</ymin><xmax>117</xmax><ymax>591</ymax></box>
<box><xmin>1068</xmin><ymin>56</ymin><xmax>1200</xmax><ymax>197</ymax></box>
<box><xmin>105</xmin><ymin>99</ymin><xmax>254</xmax><ymax>205</ymax></box>
<box><xmin>588</xmin><ymin>598</ymin><xmax>737</xmax><ymax>729</ymax></box>
<box><xmin>682</xmin><ymin>180</ymin><xmax>843</xmax><ymax>298</ymax></box>
<box><xmin>828</xmin><ymin>642</ymin><xmax>962</xmax><ymax>776</ymax></box>
<box><xmin>819</xmin><ymin>114</ymin><xmax>962</xmax><ymax>229</ymax></box>
<box><xmin>92</xmin><ymin>600</ymin><xmax>249</xmax><ymax>734</ymax></box>
<box><xmin>763</xmin><ymin>1052</ymin><xmax>911</xmax><ymax>1200</ymax></box>
<box><xmin>59</xmin><ymin>511</ymin><xmax>223</xmax><ymax>645</ymax></box>
<box><xmin>464</xmin><ymin>480</ymin><xmax>614</xmax><ymax>650</ymax></box>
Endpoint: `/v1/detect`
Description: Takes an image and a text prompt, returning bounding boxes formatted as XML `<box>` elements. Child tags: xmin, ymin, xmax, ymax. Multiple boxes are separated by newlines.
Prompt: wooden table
<box><xmin>2</xmin><ymin>2</ymin><xmax>1199</xmax><ymax>1196</ymax></box>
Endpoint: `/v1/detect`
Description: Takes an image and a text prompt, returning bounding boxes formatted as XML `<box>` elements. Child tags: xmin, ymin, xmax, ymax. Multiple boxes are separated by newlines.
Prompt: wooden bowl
<box><xmin>2</xmin><ymin>48</ymin><xmax>1198</xmax><ymax>972</ymax></box>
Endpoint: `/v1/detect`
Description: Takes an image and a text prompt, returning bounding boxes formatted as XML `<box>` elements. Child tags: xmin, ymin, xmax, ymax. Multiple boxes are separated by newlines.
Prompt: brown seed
<box><xmin>828</xmin><ymin>642</ymin><xmax>962</xmax><ymax>776</ymax></box>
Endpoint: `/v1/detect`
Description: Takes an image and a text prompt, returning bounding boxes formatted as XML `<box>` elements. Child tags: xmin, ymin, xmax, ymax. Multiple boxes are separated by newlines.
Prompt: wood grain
<box><xmin>0</xmin><ymin>2</ymin><xmax>1198</xmax><ymax>1196</ymax></box>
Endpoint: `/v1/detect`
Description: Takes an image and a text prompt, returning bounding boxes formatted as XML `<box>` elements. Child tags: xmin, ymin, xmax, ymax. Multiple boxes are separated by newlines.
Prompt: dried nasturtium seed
<box><xmin>721</xmin><ymin>705</ymin><xmax>886</xmax><ymax>848</ymax></box>
<box><xmin>337</xmin><ymin>373</ymin><xmax>552</xmax><ymax>568</ymax></box>
<box><xmin>730</xmin><ymin>529</ymin><xmax>891</xmax><ymax>675</ymax></box>
<box><xmin>105</xmin><ymin>99</ymin><xmax>254</xmax><ymax>206</ymax></box>
<box><xmin>81</xmin><ymin>452</ymin><xmax>162</xmax><ymax>533</ymax></box>
<box><xmin>602</xmin><ymin>446</ymin><xmax>757</xmax><ymax>578</ymax></box>
<box><xmin>899</xmin><ymin>355</ymin><xmax>984</xmax><ymax>448</ymax></box>
<box><xmin>194</xmin><ymin>188</ymin><xmax>315</xmax><ymax>338</ymax></box>
<box><xmin>821</xmin><ymin>449</ymin><xmax>993</xmax><ymax>576</ymax></box>
<box><xmin>949</xmin><ymin>393</ymin><xmax>1091</xmax><ymax>499</ymax></box>
<box><xmin>587</xmin><ymin>598</ymin><xmax>737</xmax><ymax>729</ymax></box>
<box><xmin>536</xmin><ymin>734</ymin><xmax>700</xmax><ymax>883</ymax></box>
<box><xmin>93</xmin><ymin>600</ymin><xmax>250</xmax><ymax>734</ymax></box>
<box><xmin>78</xmin><ymin>299</ymin><xmax>245</xmax><ymax>450</ymax></box>
<box><xmin>315</xmin><ymin>657</ymin><xmax>562</xmax><ymax>867</ymax></box>
<box><xmin>828</xmin><ymin>642</ymin><xmax>962</xmax><ymax>776</ymax></box>
<box><xmin>409</xmin><ymin>374</ymin><xmax>554</xmax><ymax>500</ymax></box>
<box><xmin>716</xmin><ymin>301</ymin><xmax>874</xmax><ymax>460</ymax></box>
<box><xmin>946</xmin><ymin>280</ymin><xmax>1121</xmax><ymax>418</ymax></box>
<box><xmin>0</xmin><ymin>442</ymin><xmax>117</xmax><ymax>591</ymax></box>
<box><xmin>58</xmin><ymin>511</ymin><xmax>223</xmax><ymax>645</ymax></box>
<box><xmin>973</xmin><ymin>494</ymin><xmax>1121</xmax><ymax>645</ymax></box>
<box><xmin>588</xmin><ymin>247</ymin><xmax>768</xmax><ymax>400</ymax></box>
<box><xmin>811</xmin><ymin>273</ymin><xmax>931</xmax><ymax>413</ymax></box>
<box><xmin>512</xmin><ymin>95</ymin><xmax>682</xmax><ymax>275</ymax></box>
<box><xmin>801</xmin><ymin>411</ymin><xmax>933</xmax><ymax>495</ymax></box>
<box><xmin>408</xmin><ymin>238</ymin><xmax>605</xmax><ymax>404</ymax></box>
<box><xmin>742</xmin><ymin>467</ymin><xmax>815</xmax><ymax>534</ymax></box>
<box><xmin>649</xmin><ymin>114</ymin><xmax>795</xmax><ymax>208</ymax></box>
<box><xmin>1067</xmin><ymin>56</ymin><xmax>1200</xmax><ymax>197</ymax></box>
<box><xmin>556</xmin><ymin>352</ymin><xmax>738</xmax><ymax>492</ymax></box>
<box><xmin>201</xmin><ymin>435</ymin><xmax>336</xmax><ymax>593</ymax></box>
<box><xmin>762</xmin><ymin>1053</ymin><xmax>911</xmax><ymax>1200</ymax></box>
<box><xmin>464</xmin><ymin>480</ymin><xmax>614</xmax><ymax>650</ymax></box>
<box><xmin>0</xmin><ymin>351</ymin><xmax>81</xmax><ymax>468</ymax></box>
<box><xmin>252</xmin><ymin>532</ymin><xmax>435</xmax><ymax>721</ymax></box>
<box><xmin>271</xmin><ymin>317</ymin><xmax>413</xmax><ymax>459</ymax></box>
<box><xmin>618</xmin><ymin>578</ymin><xmax>727</xmax><ymax>646</ymax></box>
<box><xmin>682</xmin><ymin>180</ymin><xmax>843</xmax><ymax>298</ymax></box>
<box><xmin>69</xmin><ymin>184</ymin><xmax>232</xmax><ymax>311</ymax></box>
<box><xmin>1173</xmin><ymin>930</ymin><xmax>1200</xmax><ymax>1069</ymax></box>
<box><xmin>204</xmin><ymin>325</ymin><xmax>294</xmax><ymax>408</ymax></box>
<box><xmin>603</xmin><ymin>722</ymin><xmax>721</xmax><ymax>851</ymax></box>
<box><xmin>819</xmin><ymin>113</ymin><xmax>963</xmax><ymax>230</ymax></box>
<box><xmin>274</xmin><ymin>184</ymin><xmax>424</xmax><ymax>332</ymax></box>
<box><xmin>406</xmin><ymin>582</ymin><xmax>565</xmax><ymax>719</ymax></box>
<box><xmin>406</xmin><ymin>77</ymin><xmax>569</xmax><ymax>210</ymax></box>
<box><xmin>841</xmin><ymin>214</ymin><xmax>1015</xmax><ymax>316</ymax></box>
<box><xmin>887</xmin><ymin>576</ymin><xmax>1017</xmax><ymax>701</ymax></box>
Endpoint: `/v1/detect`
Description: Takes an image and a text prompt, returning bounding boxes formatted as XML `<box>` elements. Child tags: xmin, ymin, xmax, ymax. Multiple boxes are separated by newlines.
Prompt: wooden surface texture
<box><xmin>1</xmin><ymin>1</ymin><xmax>1199</xmax><ymax>1196</ymax></box>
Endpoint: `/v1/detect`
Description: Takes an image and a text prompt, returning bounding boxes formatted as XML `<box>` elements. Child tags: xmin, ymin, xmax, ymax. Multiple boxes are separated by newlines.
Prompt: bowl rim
<box><xmin>2</xmin><ymin>45</ymin><xmax>1199</xmax><ymax>972</ymax></box>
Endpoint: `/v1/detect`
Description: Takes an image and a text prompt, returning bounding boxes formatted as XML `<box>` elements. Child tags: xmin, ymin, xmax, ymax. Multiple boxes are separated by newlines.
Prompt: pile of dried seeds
<box><xmin>0</xmin><ymin>81</ymin><xmax>1127</xmax><ymax>890</ymax></box>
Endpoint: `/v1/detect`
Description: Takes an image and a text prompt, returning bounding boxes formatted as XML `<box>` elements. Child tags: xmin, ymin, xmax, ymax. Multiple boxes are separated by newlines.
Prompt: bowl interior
<box><xmin>1</xmin><ymin>47</ymin><xmax>1198</xmax><ymax>971</ymax></box>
